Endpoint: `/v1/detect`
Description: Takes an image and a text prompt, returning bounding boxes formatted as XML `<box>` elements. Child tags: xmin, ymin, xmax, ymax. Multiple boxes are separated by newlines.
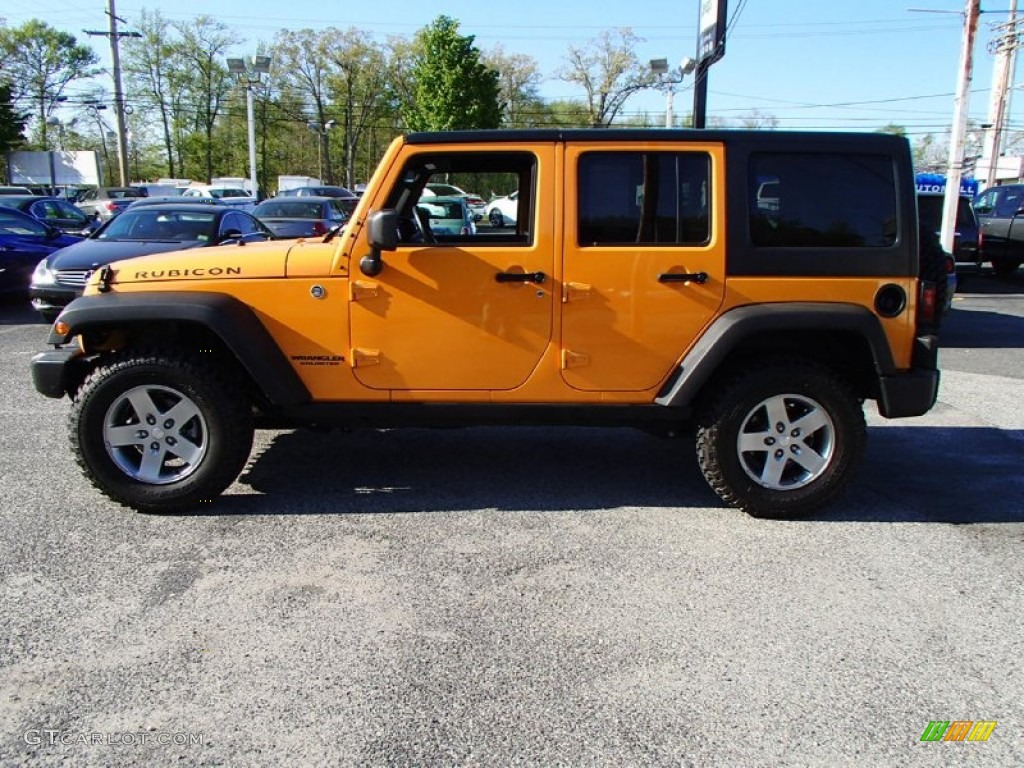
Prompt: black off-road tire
<box><xmin>695</xmin><ymin>360</ymin><xmax>866</xmax><ymax>519</ymax></box>
<box><xmin>69</xmin><ymin>349</ymin><xmax>254</xmax><ymax>513</ymax></box>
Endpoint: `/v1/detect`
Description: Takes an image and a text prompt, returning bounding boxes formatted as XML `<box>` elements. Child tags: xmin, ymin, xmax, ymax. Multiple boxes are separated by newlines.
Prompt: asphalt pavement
<box><xmin>0</xmin><ymin>274</ymin><xmax>1021</xmax><ymax>767</ymax></box>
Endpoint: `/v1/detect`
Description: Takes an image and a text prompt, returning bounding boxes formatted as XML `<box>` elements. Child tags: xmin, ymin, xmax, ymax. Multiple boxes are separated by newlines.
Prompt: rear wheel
<box><xmin>489</xmin><ymin>209</ymin><xmax>504</xmax><ymax>228</ymax></box>
<box><xmin>69</xmin><ymin>350</ymin><xmax>254</xmax><ymax>513</ymax></box>
<box><xmin>695</xmin><ymin>361</ymin><xmax>866</xmax><ymax>518</ymax></box>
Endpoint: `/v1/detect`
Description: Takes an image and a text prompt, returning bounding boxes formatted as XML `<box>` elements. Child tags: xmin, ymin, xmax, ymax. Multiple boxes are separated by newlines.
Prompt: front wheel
<box><xmin>69</xmin><ymin>350</ymin><xmax>254</xmax><ymax>513</ymax></box>
<box><xmin>489</xmin><ymin>209</ymin><xmax>504</xmax><ymax>228</ymax></box>
<box><xmin>695</xmin><ymin>361</ymin><xmax>866</xmax><ymax>518</ymax></box>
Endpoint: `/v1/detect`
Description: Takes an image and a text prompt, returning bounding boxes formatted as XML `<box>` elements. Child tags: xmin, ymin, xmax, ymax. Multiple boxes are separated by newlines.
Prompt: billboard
<box><xmin>698</xmin><ymin>0</ymin><xmax>728</xmax><ymax>65</ymax></box>
<box><xmin>5</xmin><ymin>150</ymin><xmax>102</xmax><ymax>187</ymax></box>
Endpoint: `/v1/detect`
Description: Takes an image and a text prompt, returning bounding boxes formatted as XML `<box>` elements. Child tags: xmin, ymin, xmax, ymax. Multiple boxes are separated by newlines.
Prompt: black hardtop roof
<box><xmin>405</xmin><ymin>128</ymin><xmax>910</xmax><ymax>152</ymax></box>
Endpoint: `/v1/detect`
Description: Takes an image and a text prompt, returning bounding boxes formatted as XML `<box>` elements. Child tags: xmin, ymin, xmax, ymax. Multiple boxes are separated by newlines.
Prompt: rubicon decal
<box><xmin>133</xmin><ymin>267</ymin><xmax>243</xmax><ymax>279</ymax></box>
<box><xmin>920</xmin><ymin>720</ymin><xmax>997</xmax><ymax>742</ymax></box>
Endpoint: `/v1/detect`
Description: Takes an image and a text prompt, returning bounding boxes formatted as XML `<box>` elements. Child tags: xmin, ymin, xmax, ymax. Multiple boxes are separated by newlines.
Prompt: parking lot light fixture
<box><xmin>651</xmin><ymin>57</ymin><xmax>696</xmax><ymax>128</ymax></box>
<box><xmin>227</xmin><ymin>55</ymin><xmax>272</xmax><ymax>198</ymax></box>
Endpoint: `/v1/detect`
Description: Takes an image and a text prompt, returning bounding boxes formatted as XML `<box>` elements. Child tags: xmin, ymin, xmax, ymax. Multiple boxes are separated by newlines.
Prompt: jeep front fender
<box><xmin>46</xmin><ymin>292</ymin><xmax>310</xmax><ymax>405</ymax></box>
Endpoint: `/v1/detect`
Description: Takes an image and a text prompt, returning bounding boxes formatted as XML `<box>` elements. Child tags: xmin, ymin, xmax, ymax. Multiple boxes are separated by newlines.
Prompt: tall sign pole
<box><xmin>940</xmin><ymin>0</ymin><xmax>981</xmax><ymax>254</ymax></box>
<box><xmin>693</xmin><ymin>0</ymin><xmax>728</xmax><ymax>129</ymax></box>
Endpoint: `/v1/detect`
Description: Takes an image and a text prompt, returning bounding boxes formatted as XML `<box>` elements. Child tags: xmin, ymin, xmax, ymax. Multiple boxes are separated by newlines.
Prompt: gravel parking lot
<box><xmin>1</xmin><ymin>275</ymin><xmax>1022</xmax><ymax>767</ymax></box>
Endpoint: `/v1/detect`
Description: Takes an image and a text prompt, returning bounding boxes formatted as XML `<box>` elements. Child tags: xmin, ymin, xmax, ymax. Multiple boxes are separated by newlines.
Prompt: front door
<box><xmin>349</xmin><ymin>146</ymin><xmax>555</xmax><ymax>391</ymax></box>
<box><xmin>560</xmin><ymin>144</ymin><xmax>727</xmax><ymax>392</ymax></box>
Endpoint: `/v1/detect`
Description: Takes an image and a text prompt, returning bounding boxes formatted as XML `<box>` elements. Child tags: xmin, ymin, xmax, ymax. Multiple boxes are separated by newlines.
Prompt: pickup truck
<box><xmin>971</xmin><ymin>182</ymin><xmax>1024</xmax><ymax>275</ymax></box>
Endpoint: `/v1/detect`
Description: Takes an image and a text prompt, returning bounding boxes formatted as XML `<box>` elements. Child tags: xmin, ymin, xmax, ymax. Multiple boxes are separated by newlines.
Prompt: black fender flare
<box><xmin>655</xmin><ymin>302</ymin><xmax>896</xmax><ymax>408</ymax></box>
<box><xmin>47</xmin><ymin>292</ymin><xmax>310</xmax><ymax>405</ymax></box>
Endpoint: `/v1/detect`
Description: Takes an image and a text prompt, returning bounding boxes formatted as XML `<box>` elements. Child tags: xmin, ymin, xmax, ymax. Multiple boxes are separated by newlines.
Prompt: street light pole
<box><xmin>227</xmin><ymin>55</ymin><xmax>272</xmax><ymax>199</ymax></box>
<box><xmin>245</xmin><ymin>84</ymin><xmax>257</xmax><ymax>199</ymax></box>
<box><xmin>306</xmin><ymin>120</ymin><xmax>336</xmax><ymax>182</ymax></box>
<box><xmin>650</xmin><ymin>57</ymin><xmax>696</xmax><ymax>128</ymax></box>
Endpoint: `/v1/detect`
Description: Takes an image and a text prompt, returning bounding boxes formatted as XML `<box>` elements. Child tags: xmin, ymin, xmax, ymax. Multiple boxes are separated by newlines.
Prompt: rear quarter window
<box><xmin>750</xmin><ymin>153</ymin><xmax>897</xmax><ymax>248</ymax></box>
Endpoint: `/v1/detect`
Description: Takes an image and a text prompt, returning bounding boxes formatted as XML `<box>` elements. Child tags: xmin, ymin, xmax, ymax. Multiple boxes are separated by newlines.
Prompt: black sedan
<box><xmin>30</xmin><ymin>203</ymin><xmax>274</xmax><ymax>320</ymax></box>
<box><xmin>1</xmin><ymin>195</ymin><xmax>100</xmax><ymax>236</ymax></box>
<box><xmin>0</xmin><ymin>206</ymin><xmax>84</xmax><ymax>297</ymax></box>
<box><xmin>252</xmin><ymin>196</ymin><xmax>352</xmax><ymax>238</ymax></box>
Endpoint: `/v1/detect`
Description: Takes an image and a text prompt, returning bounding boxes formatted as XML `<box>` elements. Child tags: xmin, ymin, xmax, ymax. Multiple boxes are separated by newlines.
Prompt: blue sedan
<box><xmin>0</xmin><ymin>206</ymin><xmax>83</xmax><ymax>296</ymax></box>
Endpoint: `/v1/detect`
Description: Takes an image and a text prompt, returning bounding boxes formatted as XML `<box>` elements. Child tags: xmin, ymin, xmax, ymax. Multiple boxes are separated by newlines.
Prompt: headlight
<box><xmin>32</xmin><ymin>259</ymin><xmax>56</xmax><ymax>286</ymax></box>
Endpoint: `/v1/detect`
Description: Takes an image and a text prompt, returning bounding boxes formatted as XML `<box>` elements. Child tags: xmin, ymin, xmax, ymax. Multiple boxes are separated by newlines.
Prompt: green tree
<box><xmin>171</xmin><ymin>16</ymin><xmax>239</xmax><ymax>182</ymax></box>
<box><xmin>402</xmin><ymin>16</ymin><xmax>501</xmax><ymax>132</ymax></box>
<box><xmin>273</xmin><ymin>29</ymin><xmax>337</xmax><ymax>182</ymax></box>
<box><xmin>557</xmin><ymin>28</ymin><xmax>655</xmax><ymax>127</ymax></box>
<box><xmin>877</xmin><ymin>123</ymin><xmax>907</xmax><ymax>137</ymax></box>
<box><xmin>483</xmin><ymin>45</ymin><xmax>542</xmax><ymax>127</ymax></box>
<box><xmin>0</xmin><ymin>20</ymin><xmax>99</xmax><ymax>148</ymax></box>
<box><xmin>327</xmin><ymin>29</ymin><xmax>395</xmax><ymax>187</ymax></box>
<box><xmin>736</xmin><ymin>110</ymin><xmax>779</xmax><ymax>130</ymax></box>
<box><xmin>0</xmin><ymin>82</ymin><xmax>27</xmax><ymax>155</ymax></box>
<box><xmin>123</xmin><ymin>10</ymin><xmax>181</xmax><ymax>177</ymax></box>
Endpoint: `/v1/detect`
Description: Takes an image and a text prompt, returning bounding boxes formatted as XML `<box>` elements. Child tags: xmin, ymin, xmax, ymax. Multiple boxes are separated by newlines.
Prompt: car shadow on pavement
<box><xmin>956</xmin><ymin>270</ymin><xmax>1024</xmax><ymax>296</ymax></box>
<box><xmin>941</xmin><ymin>305</ymin><xmax>1024</xmax><ymax>349</ymax></box>
<box><xmin>224</xmin><ymin>426</ymin><xmax>717</xmax><ymax>516</ymax></box>
<box><xmin>198</xmin><ymin>425</ymin><xmax>1024</xmax><ymax>523</ymax></box>
<box><xmin>825</xmin><ymin>425</ymin><xmax>1023</xmax><ymax>523</ymax></box>
<box><xmin>0</xmin><ymin>298</ymin><xmax>47</xmax><ymax>326</ymax></box>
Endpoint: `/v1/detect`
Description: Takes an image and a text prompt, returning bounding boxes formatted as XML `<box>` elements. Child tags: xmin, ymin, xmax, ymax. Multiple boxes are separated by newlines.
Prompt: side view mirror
<box><xmin>362</xmin><ymin>209</ymin><xmax>398</xmax><ymax>276</ymax></box>
<box><xmin>220</xmin><ymin>229</ymin><xmax>243</xmax><ymax>243</ymax></box>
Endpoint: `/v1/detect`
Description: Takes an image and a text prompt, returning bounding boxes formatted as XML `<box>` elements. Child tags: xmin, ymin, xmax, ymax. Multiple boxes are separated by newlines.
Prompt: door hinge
<box><xmin>350</xmin><ymin>280</ymin><xmax>379</xmax><ymax>301</ymax></box>
<box><xmin>351</xmin><ymin>348</ymin><xmax>381</xmax><ymax>367</ymax></box>
<box><xmin>561</xmin><ymin>349</ymin><xmax>590</xmax><ymax>369</ymax></box>
<box><xmin>563</xmin><ymin>282</ymin><xmax>592</xmax><ymax>303</ymax></box>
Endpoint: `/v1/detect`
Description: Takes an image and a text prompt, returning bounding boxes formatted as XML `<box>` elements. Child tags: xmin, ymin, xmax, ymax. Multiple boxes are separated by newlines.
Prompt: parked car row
<box><xmin>6</xmin><ymin>173</ymin><xmax>1021</xmax><ymax>328</ymax></box>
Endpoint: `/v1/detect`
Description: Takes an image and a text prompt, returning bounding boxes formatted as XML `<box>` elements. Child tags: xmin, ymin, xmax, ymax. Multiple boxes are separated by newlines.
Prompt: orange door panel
<box><xmin>349</xmin><ymin>145</ymin><xmax>556</xmax><ymax>391</ymax></box>
<box><xmin>561</xmin><ymin>143</ymin><xmax>727</xmax><ymax>391</ymax></box>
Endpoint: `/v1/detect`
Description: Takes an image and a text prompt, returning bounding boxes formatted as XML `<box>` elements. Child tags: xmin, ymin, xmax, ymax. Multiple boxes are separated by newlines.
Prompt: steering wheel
<box><xmin>413</xmin><ymin>205</ymin><xmax>436</xmax><ymax>244</ymax></box>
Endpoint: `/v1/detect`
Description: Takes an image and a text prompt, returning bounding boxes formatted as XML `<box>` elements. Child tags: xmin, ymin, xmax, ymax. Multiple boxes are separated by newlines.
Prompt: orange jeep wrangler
<box><xmin>31</xmin><ymin>130</ymin><xmax>941</xmax><ymax>518</ymax></box>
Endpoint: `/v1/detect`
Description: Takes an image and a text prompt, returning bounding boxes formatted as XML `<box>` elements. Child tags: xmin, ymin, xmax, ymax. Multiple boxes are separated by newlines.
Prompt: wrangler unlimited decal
<box><xmin>290</xmin><ymin>355</ymin><xmax>345</xmax><ymax>367</ymax></box>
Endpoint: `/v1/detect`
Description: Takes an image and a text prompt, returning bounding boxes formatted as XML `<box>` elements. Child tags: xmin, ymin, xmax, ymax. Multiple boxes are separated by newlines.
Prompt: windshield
<box><xmin>97</xmin><ymin>209</ymin><xmax>218</xmax><ymax>242</ymax></box>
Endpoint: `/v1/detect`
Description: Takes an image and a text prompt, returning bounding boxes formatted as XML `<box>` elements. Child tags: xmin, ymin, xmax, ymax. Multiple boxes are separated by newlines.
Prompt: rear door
<box><xmin>560</xmin><ymin>142</ymin><xmax>727</xmax><ymax>391</ymax></box>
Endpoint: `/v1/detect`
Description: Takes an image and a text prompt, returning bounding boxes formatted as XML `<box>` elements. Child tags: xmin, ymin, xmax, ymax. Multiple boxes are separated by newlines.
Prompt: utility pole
<box><xmin>85</xmin><ymin>0</ymin><xmax>140</xmax><ymax>186</ymax></box>
<box><xmin>980</xmin><ymin>1</ymin><xmax>1019</xmax><ymax>189</ymax></box>
<box><xmin>940</xmin><ymin>0</ymin><xmax>981</xmax><ymax>255</ymax></box>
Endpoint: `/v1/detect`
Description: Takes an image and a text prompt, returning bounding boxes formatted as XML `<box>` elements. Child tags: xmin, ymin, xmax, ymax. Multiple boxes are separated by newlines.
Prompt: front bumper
<box><xmin>31</xmin><ymin>347</ymin><xmax>90</xmax><ymax>399</ymax></box>
<box><xmin>29</xmin><ymin>285</ymin><xmax>81</xmax><ymax>316</ymax></box>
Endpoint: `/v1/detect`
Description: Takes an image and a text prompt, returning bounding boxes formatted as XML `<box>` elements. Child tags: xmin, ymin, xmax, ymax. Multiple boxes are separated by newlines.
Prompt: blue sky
<box><xmin>9</xmin><ymin>0</ymin><xmax>1017</xmax><ymax>142</ymax></box>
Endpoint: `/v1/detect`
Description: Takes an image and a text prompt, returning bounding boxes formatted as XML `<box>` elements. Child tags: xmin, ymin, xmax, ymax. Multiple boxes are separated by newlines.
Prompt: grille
<box><xmin>54</xmin><ymin>269</ymin><xmax>91</xmax><ymax>288</ymax></box>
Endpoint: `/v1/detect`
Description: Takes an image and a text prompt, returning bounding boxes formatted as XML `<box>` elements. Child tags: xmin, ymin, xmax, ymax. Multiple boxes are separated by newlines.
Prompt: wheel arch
<box><xmin>47</xmin><ymin>292</ymin><xmax>310</xmax><ymax>406</ymax></box>
<box><xmin>656</xmin><ymin>303</ymin><xmax>894</xmax><ymax>409</ymax></box>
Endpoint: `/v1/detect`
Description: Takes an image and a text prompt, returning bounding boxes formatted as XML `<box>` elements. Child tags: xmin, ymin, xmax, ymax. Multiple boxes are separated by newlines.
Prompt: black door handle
<box><xmin>658</xmin><ymin>271</ymin><xmax>708</xmax><ymax>284</ymax></box>
<box><xmin>496</xmin><ymin>271</ymin><xmax>546</xmax><ymax>284</ymax></box>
